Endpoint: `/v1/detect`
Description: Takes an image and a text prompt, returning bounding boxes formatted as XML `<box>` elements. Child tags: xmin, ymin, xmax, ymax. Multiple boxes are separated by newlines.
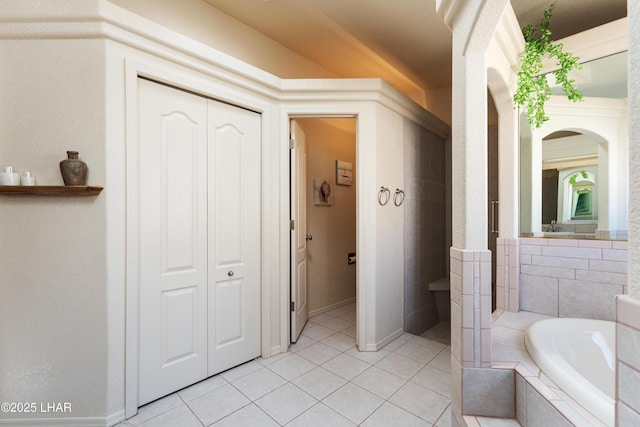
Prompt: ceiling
<box><xmin>202</xmin><ymin>0</ymin><xmax>627</xmax><ymax>94</ymax></box>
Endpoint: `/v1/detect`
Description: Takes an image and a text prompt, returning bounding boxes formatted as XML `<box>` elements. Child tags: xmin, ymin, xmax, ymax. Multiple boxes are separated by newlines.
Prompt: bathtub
<box><xmin>525</xmin><ymin>318</ymin><xmax>615</xmax><ymax>426</ymax></box>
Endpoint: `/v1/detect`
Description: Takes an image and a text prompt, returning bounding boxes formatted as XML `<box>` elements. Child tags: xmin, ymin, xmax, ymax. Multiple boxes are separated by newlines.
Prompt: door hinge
<box><xmin>290</xmin><ymin>301</ymin><xmax>295</xmax><ymax>312</ymax></box>
<box><xmin>289</xmin><ymin>138</ymin><xmax>295</xmax><ymax>149</ymax></box>
<box><xmin>290</xmin><ymin>220</ymin><xmax>295</xmax><ymax>230</ymax></box>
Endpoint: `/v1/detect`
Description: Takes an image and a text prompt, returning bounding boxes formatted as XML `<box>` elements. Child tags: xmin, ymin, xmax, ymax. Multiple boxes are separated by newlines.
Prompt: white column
<box><xmin>597</xmin><ymin>142</ymin><xmax>611</xmax><ymax>237</ymax></box>
<box><xmin>518</xmin><ymin>114</ymin><xmax>533</xmax><ymax>235</ymax></box>
<box><xmin>437</xmin><ymin>0</ymin><xmax>510</xmax><ymax>424</ymax></box>
<box><xmin>530</xmin><ymin>131</ymin><xmax>543</xmax><ymax>235</ymax></box>
<box><xmin>628</xmin><ymin>0</ymin><xmax>640</xmax><ymax>299</ymax></box>
<box><xmin>496</xmin><ymin>105</ymin><xmax>521</xmax><ymax>312</ymax></box>
<box><xmin>617</xmin><ymin>2</ymin><xmax>640</xmax><ymax>426</ymax></box>
<box><xmin>498</xmin><ymin>105</ymin><xmax>520</xmax><ymax>239</ymax></box>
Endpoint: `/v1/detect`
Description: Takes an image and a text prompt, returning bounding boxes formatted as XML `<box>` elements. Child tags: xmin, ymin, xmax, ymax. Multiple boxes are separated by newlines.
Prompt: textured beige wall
<box><xmin>108</xmin><ymin>0</ymin><xmax>335</xmax><ymax>79</ymax></box>
<box><xmin>297</xmin><ymin>119</ymin><xmax>356</xmax><ymax>314</ymax></box>
<box><xmin>0</xmin><ymin>38</ymin><xmax>110</xmax><ymax>420</ymax></box>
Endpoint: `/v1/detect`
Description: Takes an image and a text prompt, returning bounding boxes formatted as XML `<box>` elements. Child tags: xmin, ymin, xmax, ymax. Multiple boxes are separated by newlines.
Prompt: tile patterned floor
<box><xmin>118</xmin><ymin>303</ymin><xmax>452</xmax><ymax>426</ymax></box>
<box><xmin>421</xmin><ymin>321</ymin><xmax>451</xmax><ymax>346</ymax></box>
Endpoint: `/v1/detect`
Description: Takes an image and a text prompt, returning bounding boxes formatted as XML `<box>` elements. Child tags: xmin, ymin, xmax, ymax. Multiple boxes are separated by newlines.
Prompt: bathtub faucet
<box><xmin>550</xmin><ymin>220</ymin><xmax>559</xmax><ymax>232</ymax></box>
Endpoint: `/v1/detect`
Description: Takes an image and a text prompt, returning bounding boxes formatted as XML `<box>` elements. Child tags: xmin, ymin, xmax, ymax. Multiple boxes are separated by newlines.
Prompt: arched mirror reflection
<box><xmin>520</xmin><ymin>51</ymin><xmax>628</xmax><ymax>240</ymax></box>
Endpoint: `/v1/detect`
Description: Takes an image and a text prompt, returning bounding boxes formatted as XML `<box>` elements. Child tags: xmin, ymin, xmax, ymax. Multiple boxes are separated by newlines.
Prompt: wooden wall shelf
<box><xmin>0</xmin><ymin>185</ymin><xmax>103</xmax><ymax>196</ymax></box>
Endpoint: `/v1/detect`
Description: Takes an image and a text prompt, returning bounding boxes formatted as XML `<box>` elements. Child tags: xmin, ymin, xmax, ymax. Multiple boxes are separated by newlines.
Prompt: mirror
<box><xmin>520</xmin><ymin>51</ymin><xmax>628</xmax><ymax>240</ymax></box>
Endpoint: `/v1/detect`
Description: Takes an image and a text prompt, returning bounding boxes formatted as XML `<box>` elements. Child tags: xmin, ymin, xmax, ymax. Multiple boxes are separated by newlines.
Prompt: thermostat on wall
<box><xmin>336</xmin><ymin>160</ymin><xmax>353</xmax><ymax>186</ymax></box>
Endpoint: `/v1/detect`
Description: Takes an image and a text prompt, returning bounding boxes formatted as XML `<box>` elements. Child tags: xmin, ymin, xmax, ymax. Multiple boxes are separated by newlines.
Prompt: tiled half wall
<box><xmin>450</xmin><ymin>248</ymin><xmax>492</xmax><ymax>427</ymax></box>
<box><xmin>519</xmin><ymin>237</ymin><xmax>628</xmax><ymax>320</ymax></box>
<box><xmin>450</xmin><ymin>248</ymin><xmax>492</xmax><ymax>368</ymax></box>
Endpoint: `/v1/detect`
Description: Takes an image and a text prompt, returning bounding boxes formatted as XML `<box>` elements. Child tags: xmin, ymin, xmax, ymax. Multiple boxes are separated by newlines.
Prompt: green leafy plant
<box><xmin>568</xmin><ymin>171</ymin><xmax>589</xmax><ymax>185</ymax></box>
<box><xmin>514</xmin><ymin>3</ymin><xmax>583</xmax><ymax>128</ymax></box>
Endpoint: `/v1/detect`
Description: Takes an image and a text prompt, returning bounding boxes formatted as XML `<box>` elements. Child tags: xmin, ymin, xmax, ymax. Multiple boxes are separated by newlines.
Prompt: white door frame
<box><xmin>285</xmin><ymin>112</ymin><xmax>362</xmax><ymax>351</ymax></box>
<box><xmin>124</xmin><ymin>59</ymin><xmax>273</xmax><ymax>419</ymax></box>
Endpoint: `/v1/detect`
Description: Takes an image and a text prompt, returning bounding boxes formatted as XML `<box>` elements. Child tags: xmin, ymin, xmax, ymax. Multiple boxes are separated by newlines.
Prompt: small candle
<box><xmin>22</xmin><ymin>171</ymin><xmax>35</xmax><ymax>186</ymax></box>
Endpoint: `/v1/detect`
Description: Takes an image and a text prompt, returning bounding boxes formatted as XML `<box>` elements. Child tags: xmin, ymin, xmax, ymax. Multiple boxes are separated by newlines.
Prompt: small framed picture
<box><xmin>336</xmin><ymin>160</ymin><xmax>353</xmax><ymax>186</ymax></box>
<box><xmin>313</xmin><ymin>178</ymin><xmax>333</xmax><ymax>205</ymax></box>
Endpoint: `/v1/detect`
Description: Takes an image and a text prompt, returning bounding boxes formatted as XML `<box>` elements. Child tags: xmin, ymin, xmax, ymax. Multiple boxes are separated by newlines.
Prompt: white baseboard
<box><xmin>0</xmin><ymin>416</ymin><xmax>108</xmax><ymax>426</ymax></box>
<box><xmin>0</xmin><ymin>410</ymin><xmax>125</xmax><ymax>427</ymax></box>
<box><xmin>308</xmin><ymin>297</ymin><xmax>356</xmax><ymax>318</ymax></box>
<box><xmin>106</xmin><ymin>410</ymin><xmax>126</xmax><ymax>426</ymax></box>
<box><xmin>375</xmin><ymin>328</ymin><xmax>404</xmax><ymax>351</ymax></box>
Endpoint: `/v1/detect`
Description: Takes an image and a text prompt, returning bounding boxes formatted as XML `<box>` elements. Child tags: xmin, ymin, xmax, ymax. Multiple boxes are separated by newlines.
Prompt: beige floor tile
<box><xmin>375</xmin><ymin>352</ymin><xmax>424</xmax><ymax>380</ymax></box>
<box><xmin>266</xmin><ymin>353</ymin><xmax>316</xmax><ymax>381</ymax></box>
<box><xmin>389</xmin><ymin>382</ymin><xmax>450</xmax><ymax>424</ymax></box>
<box><xmin>291</xmin><ymin>367</ymin><xmax>347</xmax><ymax>400</ymax></box>
<box><xmin>210</xmin><ymin>403</ymin><xmax>279</xmax><ymax>427</ymax></box>
<box><xmin>322</xmin><ymin>353</ymin><xmax>371</xmax><ymax>380</ymax></box>
<box><xmin>254</xmin><ymin>383</ymin><xmax>317</xmax><ymax>425</ymax></box>
<box><xmin>138</xmin><ymin>405</ymin><xmax>201</xmax><ymax>427</ymax></box>
<box><xmin>187</xmin><ymin>384</ymin><xmax>250</xmax><ymax>425</ymax></box>
<box><xmin>351</xmin><ymin>366</ymin><xmax>407</xmax><ymax>399</ymax></box>
<box><xmin>231</xmin><ymin>367</ymin><xmax>287</xmax><ymax>400</ymax></box>
<box><xmin>296</xmin><ymin>342</ymin><xmax>341</xmax><ymax>365</ymax></box>
<box><xmin>323</xmin><ymin>383</ymin><xmax>384</xmax><ymax>425</ymax></box>
<box><xmin>287</xmin><ymin>403</ymin><xmax>356</xmax><ymax>427</ymax></box>
<box><xmin>361</xmin><ymin>402</ymin><xmax>432</xmax><ymax>427</ymax></box>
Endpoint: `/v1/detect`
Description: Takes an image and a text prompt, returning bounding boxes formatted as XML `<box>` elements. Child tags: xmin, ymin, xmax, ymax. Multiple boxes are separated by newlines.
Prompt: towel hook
<box><xmin>378</xmin><ymin>186</ymin><xmax>390</xmax><ymax>206</ymax></box>
<box><xmin>394</xmin><ymin>189</ymin><xmax>405</xmax><ymax>207</ymax></box>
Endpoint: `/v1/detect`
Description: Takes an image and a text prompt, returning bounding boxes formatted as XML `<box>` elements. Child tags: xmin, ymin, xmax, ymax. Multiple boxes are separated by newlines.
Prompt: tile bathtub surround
<box><xmin>519</xmin><ymin>237</ymin><xmax>628</xmax><ymax>320</ymax></box>
<box><xmin>513</xmin><ymin>366</ymin><xmax>610</xmax><ymax>427</ymax></box>
<box><xmin>475</xmin><ymin>306</ymin><xmax>618</xmax><ymax>427</ymax></box>
<box><xmin>493</xmin><ymin>310</ymin><xmax>611</xmax><ymax>427</ymax></box>
<box><xmin>462</xmin><ymin>368</ymin><xmax>515</xmax><ymax>418</ymax></box>
<box><xmin>117</xmin><ymin>304</ymin><xmax>452</xmax><ymax>426</ymax></box>
<box><xmin>617</xmin><ymin>295</ymin><xmax>640</xmax><ymax>425</ymax></box>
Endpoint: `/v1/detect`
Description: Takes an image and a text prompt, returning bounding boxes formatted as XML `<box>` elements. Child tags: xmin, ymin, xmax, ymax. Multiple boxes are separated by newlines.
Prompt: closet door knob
<box><xmin>305</xmin><ymin>234</ymin><xmax>313</xmax><ymax>241</ymax></box>
<box><xmin>227</xmin><ymin>271</ymin><xmax>234</xmax><ymax>277</ymax></box>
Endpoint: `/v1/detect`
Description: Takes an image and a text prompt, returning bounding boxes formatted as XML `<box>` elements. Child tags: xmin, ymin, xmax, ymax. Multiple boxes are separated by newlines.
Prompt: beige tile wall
<box><xmin>519</xmin><ymin>238</ymin><xmax>628</xmax><ymax>320</ymax></box>
<box><xmin>450</xmin><ymin>247</ymin><xmax>492</xmax><ymax>426</ymax></box>
<box><xmin>496</xmin><ymin>238</ymin><xmax>520</xmax><ymax>312</ymax></box>
<box><xmin>403</xmin><ymin>119</ymin><xmax>447</xmax><ymax>334</ymax></box>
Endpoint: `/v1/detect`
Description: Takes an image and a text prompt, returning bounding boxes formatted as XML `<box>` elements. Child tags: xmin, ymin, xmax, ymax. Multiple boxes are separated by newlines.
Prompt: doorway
<box><xmin>290</xmin><ymin>117</ymin><xmax>357</xmax><ymax>344</ymax></box>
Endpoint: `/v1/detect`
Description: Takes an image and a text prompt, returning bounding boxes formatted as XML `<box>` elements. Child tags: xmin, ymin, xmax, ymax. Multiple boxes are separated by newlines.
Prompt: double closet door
<box><xmin>137</xmin><ymin>78</ymin><xmax>261</xmax><ymax>405</ymax></box>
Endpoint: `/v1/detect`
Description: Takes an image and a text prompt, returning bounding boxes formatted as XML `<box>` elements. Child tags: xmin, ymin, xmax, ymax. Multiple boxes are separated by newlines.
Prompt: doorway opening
<box><xmin>289</xmin><ymin>117</ymin><xmax>357</xmax><ymax>346</ymax></box>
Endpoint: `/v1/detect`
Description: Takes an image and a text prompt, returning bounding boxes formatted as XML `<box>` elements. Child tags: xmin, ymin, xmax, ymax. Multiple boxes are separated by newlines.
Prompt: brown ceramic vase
<box><xmin>60</xmin><ymin>150</ymin><xmax>88</xmax><ymax>186</ymax></box>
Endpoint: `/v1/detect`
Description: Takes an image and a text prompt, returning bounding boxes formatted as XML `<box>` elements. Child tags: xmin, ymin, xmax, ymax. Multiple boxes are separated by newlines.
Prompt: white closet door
<box><xmin>137</xmin><ymin>79</ymin><xmax>208</xmax><ymax>405</ymax></box>
<box><xmin>207</xmin><ymin>100</ymin><xmax>261</xmax><ymax>376</ymax></box>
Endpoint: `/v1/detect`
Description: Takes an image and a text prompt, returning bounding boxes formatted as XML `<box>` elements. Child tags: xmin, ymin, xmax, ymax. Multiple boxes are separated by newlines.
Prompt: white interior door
<box><xmin>207</xmin><ymin>100</ymin><xmax>261</xmax><ymax>375</ymax></box>
<box><xmin>290</xmin><ymin>120</ymin><xmax>309</xmax><ymax>342</ymax></box>
<box><xmin>137</xmin><ymin>79</ymin><xmax>208</xmax><ymax>405</ymax></box>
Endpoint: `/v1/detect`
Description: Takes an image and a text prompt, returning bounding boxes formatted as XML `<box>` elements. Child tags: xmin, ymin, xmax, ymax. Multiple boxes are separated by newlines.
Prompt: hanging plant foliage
<box><xmin>514</xmin><ymin>3</ymin><xmax>583</xmax><ymax>128</ymax></box>
<box><xmin>568</xmin><ymin>170</ymin><xmax>589</xmax><ymax>186</ymax></box>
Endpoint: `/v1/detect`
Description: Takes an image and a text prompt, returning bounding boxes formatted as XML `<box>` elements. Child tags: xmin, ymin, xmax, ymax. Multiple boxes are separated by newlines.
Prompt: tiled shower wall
<box><xmin>404</xmin><ymin>119</ymin><xmax>447</xmax><ymax>335</ymax></box>
<box><xmin>519</xmin><ymin>237</ymin><xmax>628</xmax><ymax>320</ymax></box>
